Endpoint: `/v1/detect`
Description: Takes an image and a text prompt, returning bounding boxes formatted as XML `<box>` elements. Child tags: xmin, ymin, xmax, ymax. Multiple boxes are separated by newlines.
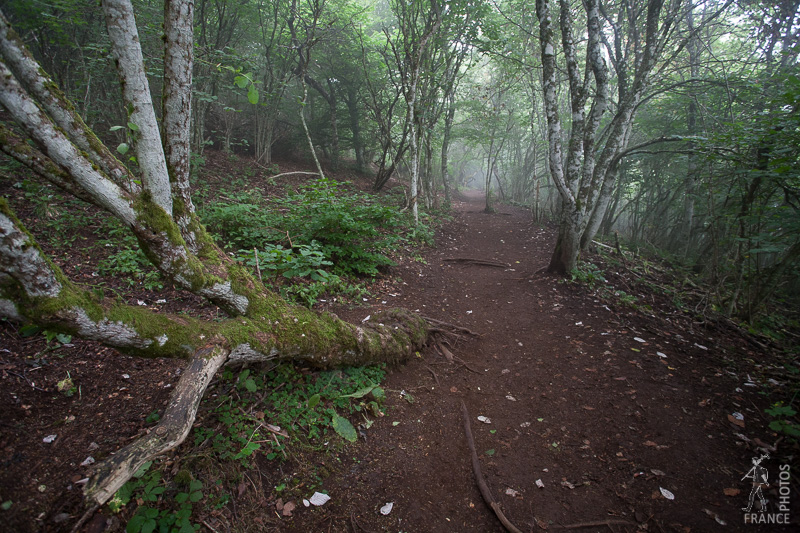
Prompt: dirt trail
<box><xmin>0</xmin><ymin>188</ymin><xmax>791</xmax><ymax>532</ymax></box>
<box><xmin>289</xmin><ymin>191</ymin><xmax>791</xmax><ymax>532</ymax></box>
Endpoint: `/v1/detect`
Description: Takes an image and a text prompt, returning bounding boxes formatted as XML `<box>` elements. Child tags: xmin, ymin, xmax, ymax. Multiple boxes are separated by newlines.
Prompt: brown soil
<box><xmin>1</xmin><ymin>178</ymin><xmax>797</xmax><ymax>532</ymax></box>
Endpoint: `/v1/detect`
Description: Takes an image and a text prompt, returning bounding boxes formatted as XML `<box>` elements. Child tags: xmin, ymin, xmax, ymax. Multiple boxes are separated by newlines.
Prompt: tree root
<box><xmin>550</xmin><ymin>519</ymin><xmax>637</xmax><ymax>529</ymax></box>
<box><xmin>422</xmin><ymin>316</ymin><xmax>480</xmax><ymax>337</ymax></box>
<box><xmin>75</xmin><ymin>344</ymin><xmax>230</xmax><ymax>528</ymax></box>
<box><xmin>443</xmin><ymin>257</ymin><xmax>511</xmax><ymax>268</ymax></box>
<box><xmin>460</xmin><ymin>401</ymin><xmax>524</xmax><ymax>533</ymax></box>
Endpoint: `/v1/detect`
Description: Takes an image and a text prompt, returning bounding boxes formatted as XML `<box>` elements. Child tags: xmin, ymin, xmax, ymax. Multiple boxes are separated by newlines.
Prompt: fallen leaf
<box><xmin>644</xmin><ymin>440</ymin><xmax>659</xmax><ymax>447</ymax></box>
<box><xmin>659</xmin><ymin>487</ymin><xmax>675</xmax><ymax>500</ymax></box>
<box><xmin>477</xmin><ymin>416</ymin><xmax>491</xmax><ymax>424</ymax></box>
<box><xmin>651</xmin><ymin>469</ymin><xmax>666</xmax><ymax>477</ymax></box>
<box><xmin>281</xmin><ymin>501</ymin><xmax>296</xmax><ymax>517</ymax></box>
<box><xmin>727</xmin><ymin>414</ymin><xmax>745</xmax><ymax>428</ymax></box>
<box><xmin>702</xmin><ymin>508</ymin><xmax>726</xmax><ymax>525</ymax></box>
<box><xmin>380</xmin><ymin>502</ymin><xmax>393</xmax><ymax>515</ymax></box>
<box><xmin>723</xmin><ymin>488</ymin><xmax>741</xmax><ymax>497</ymax></box>
<box><xmin>535</xmin><ymin>479</ymin><xmax>545</xmax><ymax>489</ymax></box>
<box><xmin>309</xmin><ymin>492</ymin><xmax>330</xmax><ymax>506</ymax></box>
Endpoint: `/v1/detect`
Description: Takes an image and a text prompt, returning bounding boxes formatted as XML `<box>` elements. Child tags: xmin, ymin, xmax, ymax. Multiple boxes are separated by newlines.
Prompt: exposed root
<box><xmin>551</xmin><ymin>519</ymin><xmax>637</xmax><ymax>529</ymax></box>
<box><xmin>435</xmin><ymin>339</ymin><xmax>454</xmax><ymax>362</ymax></box>
<box><xmin>461</xmin><ymin>401</ymin><xmax>524</xmax><ymax>533</ymax></box>
<box><xmin>422</xmin><ymin>316</ymin><xmax>480</xmax><ymax>337</ymax></box>
<box><xmin>425</xmin><ymin>364</ymin><xmax>441</xmax><ymax>386</ymax></box>
<box><xmin>443</xmin><ymin>257</ymin><xmax>511</xmax><ymax>268</ymax></box>
<box><xmin>454</xmin><ymin>356</ymin><xmax>482</xmax><ymax>374</ymax></box>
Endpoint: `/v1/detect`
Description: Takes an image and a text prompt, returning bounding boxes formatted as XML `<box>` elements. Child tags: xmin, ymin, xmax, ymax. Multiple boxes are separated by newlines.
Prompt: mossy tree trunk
<box><xmin>0</xmin><ymin>0</ymin><xmax>432</xmax><ymax>513</ymax></box>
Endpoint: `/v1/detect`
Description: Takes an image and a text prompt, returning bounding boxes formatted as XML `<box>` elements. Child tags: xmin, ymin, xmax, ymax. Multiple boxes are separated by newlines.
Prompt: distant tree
<box><xmin>535</xmin><ymin>0</ymin><xmax>731</xmax><ymax>273</ymax></box>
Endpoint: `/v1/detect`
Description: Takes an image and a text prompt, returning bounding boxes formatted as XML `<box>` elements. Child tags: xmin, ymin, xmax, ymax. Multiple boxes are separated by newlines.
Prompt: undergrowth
<box><xmin>199</xmin><ymin>177</ymin><xmax>434</xmax><ymax>305</ymax></box>
<box><xmin>108</xmin><ymin>363</ymin><xmax>388</xmax><ymax>530</ymax></box>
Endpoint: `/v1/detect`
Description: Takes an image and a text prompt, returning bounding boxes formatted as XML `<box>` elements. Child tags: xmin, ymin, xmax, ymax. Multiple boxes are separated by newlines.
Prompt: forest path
<box><xmin>289</xmin><ymin>190</ymin><xmax>778</xmax><ymax>532</ymax></box>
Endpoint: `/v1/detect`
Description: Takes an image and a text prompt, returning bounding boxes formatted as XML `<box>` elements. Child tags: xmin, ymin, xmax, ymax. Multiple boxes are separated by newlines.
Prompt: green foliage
<box><xmin>765</xmin><ymin>402</ymin><xmax>800</xmax><ymax>439</ymax></box>
<box><xmin>108</xmin><ymin>462</ymin><xmax>203</xmax><ymax>533</ymax></box>
<box><xmin>192</xmin><ymin>363</ymin><xmax>386</xmax><ymax>468</ymax></box>
<box><xmin>98</xmin><ymin>247</ymin><xmax>164</xmax><ymax>291</ymax></box>
<box><xmin>569</xmin><ymin>262</ymin><xmax>606</xmax><ymax>287</ymax></box>
<box><xmin>200</xmin><ymin>178</ymin><xmax>433</xmax><ymax>298</ymax></box>
<box><xmin>237</xmin><ymin>242</ymin><xmax>332</xmax><ymax>281</ymax></box>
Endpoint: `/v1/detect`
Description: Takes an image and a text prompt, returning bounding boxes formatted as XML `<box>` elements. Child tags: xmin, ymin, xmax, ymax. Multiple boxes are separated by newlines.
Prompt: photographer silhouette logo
<box><xmin>741</xmin><ymin>452</ymin><xmax>791</xmax><ymax>525</ymax></box>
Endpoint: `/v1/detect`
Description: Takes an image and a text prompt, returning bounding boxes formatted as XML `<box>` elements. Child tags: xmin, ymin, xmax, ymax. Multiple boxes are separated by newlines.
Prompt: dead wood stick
<box><xmin>443</xmin><ymin>257</ymin><xmax>511</xmax><ymax>268</ymax></box>
<box><xmin>551</xmin><ymin>519</ymin><xmax>637</xmax><ymax>529</ymax></box>
<box><xmin>265</xmin><ymin>170</ymin><xmax>320</xmax><ymax>179</ymax></box>
<box><xmin>460</xmin><ymin>401</ymin><xmax>524</xmax><ymax>533</ymax></box>
<box><xmin>78</xmin><ymin>344</ymin><xmax>229</xmax><ymax>513</ymax></box>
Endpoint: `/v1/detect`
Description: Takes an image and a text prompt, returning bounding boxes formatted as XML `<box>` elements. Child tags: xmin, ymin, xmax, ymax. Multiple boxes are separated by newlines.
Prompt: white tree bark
<box><xmin>102</xmin><ymin>0</ymin><xmax>173</xmax><ymax>216</ymax></box>
<box><xmin>163</xmin><ymin>0</ymin><xmax>198</xmax><ymax>251</ymax></box>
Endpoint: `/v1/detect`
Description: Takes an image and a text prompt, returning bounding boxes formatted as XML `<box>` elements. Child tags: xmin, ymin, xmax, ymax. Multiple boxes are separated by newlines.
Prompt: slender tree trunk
<box><xmin>346</xmin><ymin>85</ymin><xmax>365</xmax><ymax>173</ymax></box>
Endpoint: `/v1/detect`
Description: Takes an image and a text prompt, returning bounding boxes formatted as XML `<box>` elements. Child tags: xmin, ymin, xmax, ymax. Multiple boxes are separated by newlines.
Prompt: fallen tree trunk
<box><xmin>77</xmin><ymin>344</ymin><xmax>229</xmax><ymax>527</ymax></box>
<box><xmin>0</xmin><ymin>204</ymin><xmax>432</xmax><ymax>517</ymax></box>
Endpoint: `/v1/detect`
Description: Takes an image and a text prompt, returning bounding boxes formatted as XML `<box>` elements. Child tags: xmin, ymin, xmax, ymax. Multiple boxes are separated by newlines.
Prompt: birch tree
<box><xmin>535</xmin><ymin>0</ymin><xmax>730</xmax><ymax>273</ymax></box>
<box><xmin>0</xmin><ymin>0</ymin><xmax>433</xmax><ymax>514</ymax></box>
<box><xmin>386</xmin><ymin>0</ymin><xmax>442</xmax><ymax>223</ymax></box>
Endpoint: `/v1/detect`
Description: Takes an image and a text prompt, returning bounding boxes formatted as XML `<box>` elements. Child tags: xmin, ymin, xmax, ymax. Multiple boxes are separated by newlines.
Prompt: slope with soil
<box><xmin>0</xmin><ymin>182</ymin><xmax>796</xmax><ymax>533</ymax></box>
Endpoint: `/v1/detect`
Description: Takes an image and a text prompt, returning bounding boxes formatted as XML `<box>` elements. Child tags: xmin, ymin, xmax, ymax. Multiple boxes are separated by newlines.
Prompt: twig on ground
<box><xmin>8</xmin><ymin>371</ymin><xmax>47</xmax><ymax>391</ymax></box>
<box><xmin>424</xmin><ymin>364</ymin><xmax>440</xmax><ymax>386</ymax></box>
<box><xmin>460</xmin><ymin>401</ymin><xmax>524</xmax><ymax>533</ymax></box>
<box><xmin>264</xmin><ymin>170</ymin><xmax>320</xmax><ymax>179</ymax></box>
<box><xmin>453</xmin><ymin>356</ymin><xmax>482</xmax><ymax>374</ymax></box>
<box><xmin>550</xmin><ymin>519</ymin><xmax>637</xmax><ymax>530</ymax></box>
<box><xmin>443</xmin><ymin>257</ymin><xmax>511</xmax><ymax>268</ymax></box>
<box><xmin>350</xmin><ymin>512</ymin><xmax>374</xmax><ymax>533</ymax></box>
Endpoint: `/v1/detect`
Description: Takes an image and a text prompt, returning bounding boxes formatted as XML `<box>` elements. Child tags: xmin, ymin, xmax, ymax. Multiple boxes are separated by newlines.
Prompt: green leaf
<box><xmin>331</xmin><ymin>414</ymin><xmax>357</xmax><ymax>442</ymax></box>
<box><xmin>133</xmin><ymin>461</ymin><xmax>152</xmax><ymax>478</ymax></box>
<box><xmin>140</xmin><ymin>519</ymin><xmax>156</xmax><ymax>533</ymax></box>
<box><xmin>1</xmin><ymin>501</ymin><xmax>12</xmax><ymax>511</ymax></box>
<box><xmin>190</xmin><ymin>491</ymin><xmax>203</xmax><ymax>502</ymax></box>
<box><xmin>244</xmin><ymin>378</ymin><xmax>257</xmax><ymax>392</ymax></box>
<box><xmin>175</xmin><ymin>492</ymin><xmax>189</xmax><ymax>504</ymax></box>
<box><xmin>234</xmin><ymin>75</ymin><xmax>248</xmax><ymax>89</ymax></box>
<box><xmin>339</xmin><ymin>385</ymin><xmax>375</xmax><ymax>399</ymax></box>
<box><xmin>189</xmin><ymin>480</ymin><xmax>203</xmax><ymax>492</ymax></box>
<box><xmin>126</xmin><ymin>514</ymin><xmax>146</xmax><ymax>533</ymax></box>
<box><xmin>308</xmin><ymin>393</ymin><xmax>321</xmax><ymax>409</ymax></box>
<box><xmin>371</xmin><ymin>386</ymin><xmax>385</xmax><ymax>401</ymax></box>
<box><xmin>247</xmin><ymin>85</ymin><xmax>259</xmax><ymax>105</ymax></box>
<box><xmin>127</xmin><ymin>121</ymin><xmax>139</xmax><ymax>132</ymax></box>
<box><xmin>19</xmin><ymin>324</ymin><xmax>41</xmax><ymax>337</ymax></box>
<box><xmin>233</xmin><ymin>441</ymin><xmax>260</xmax><ymax>459</ymax></box>
<box><xmin>485</xmin><ymin>449</ymin><xmax>495</xmax><ymax>456</ymax></box>
<box><xmin>109</xmin><ymin>125</ymin><xmax>125</xmax><ymax>132</ymax></box>
<box><xmin>117</xmin><ymin>143</ymin><xmax>130</xmax><ymax>155</ymax></box>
